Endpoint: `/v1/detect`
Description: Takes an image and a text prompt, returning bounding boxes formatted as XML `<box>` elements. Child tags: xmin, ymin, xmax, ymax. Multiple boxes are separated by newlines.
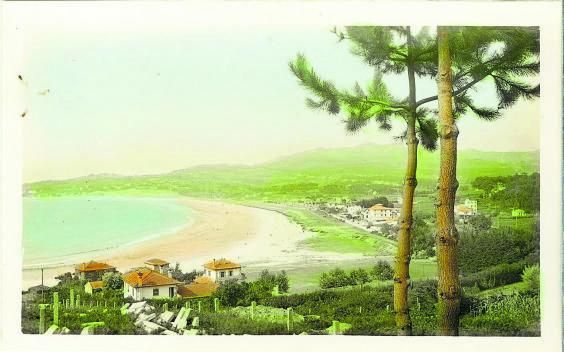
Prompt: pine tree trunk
<box><xmin>394</xmin><ymin>27</ymin><xmax>418</xmax><ymax>336</ymax></box>
<box><xmin>436</xmin><ymin>26</ymin><xmax>461</xmax><ymax>336</ymax></box>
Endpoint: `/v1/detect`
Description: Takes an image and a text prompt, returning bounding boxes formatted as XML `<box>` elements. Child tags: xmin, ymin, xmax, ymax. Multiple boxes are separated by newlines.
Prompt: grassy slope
<box><xmin>27</xmin><ymin>144</ymin><xmax>539</xmax><ymax>203</ymax></box>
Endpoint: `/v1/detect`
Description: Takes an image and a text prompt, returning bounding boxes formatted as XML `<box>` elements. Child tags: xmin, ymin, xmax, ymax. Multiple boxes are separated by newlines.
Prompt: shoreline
<box><xmin>22</xmin><ymin>197</ymin><xmax>367</xmax><ymax>290</ymax></box>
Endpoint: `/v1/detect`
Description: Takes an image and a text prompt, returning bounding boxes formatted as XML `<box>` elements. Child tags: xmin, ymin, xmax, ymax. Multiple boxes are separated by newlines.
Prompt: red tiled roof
<box><xmin>75</xmin><ymin>261</ymin><xmax>115</xmax><ymax>272</ymax></box>
<box><xmin>177</xmin><ymin>276</ymin><xmax>219</xmax><ymax>298</ymax></box>
<box><xmin>204</xmin><ymin>258</ymin><xmax>241</xmax><ymax>270</ymax></box>
<box><xmin>368</xmin><ymin>204</ymin><xmax>395</xmax><ymax>211</ymax></box>
<box><xmin>122</xmin><ymin>267</ymin><xmax>180</xmax><ymax>288</ymax></box>
<box><xmin>456</xmin><ymin>205</ymin><xmax>473</xmax><ymax>214</ymax></box>
<box><xmin>144</xmin><ymin>258</ymin><xmax>169</xmax><ymax>266</ymax></box>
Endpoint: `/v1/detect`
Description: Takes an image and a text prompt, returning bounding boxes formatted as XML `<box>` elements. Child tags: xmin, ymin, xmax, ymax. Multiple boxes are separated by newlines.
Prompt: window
<box><xmin>229</xmin><ymin>270</ymin><xmax>233</xmax><ymax>276</ymax></box>
<box><xmin>169</xmin><ymin>287</ymin><xmax>175</xmax><ymax>298</ymax></box>
<box><xmin>153</xmin><ymin>288</ymin><xmax>159</xmax><ymax>296</ymax></box>
<box><xmin>220</xmin><ymin>271</ymin><xmax>225</xmax><ymax>278</ymax></box>
<box><xmin>207</xmin><ymin>270</ymin><xmax>211</xmax><ymax>276</ymax></box>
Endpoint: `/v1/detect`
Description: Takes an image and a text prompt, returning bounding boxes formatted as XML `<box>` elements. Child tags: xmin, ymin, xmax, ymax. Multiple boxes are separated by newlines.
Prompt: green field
<box><xmin>285</xmin><ymin>259</ymin><xmax>437</xmax><ymax>293</ymax></box>
<box><xmin>278</xmin><ymin>207</ymin><xmax>396</xmax><ymax>255</ymax></box>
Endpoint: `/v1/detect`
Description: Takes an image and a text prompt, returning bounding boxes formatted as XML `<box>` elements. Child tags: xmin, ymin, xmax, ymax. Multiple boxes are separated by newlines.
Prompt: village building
<box><xmin>203</xmin><ymin>258</ymin><xmax>242</xmax><ymax>283</ymax></box>
<box><xmin>346</xmin><ymin>205</ymin><xmax>363</xmax><ymax>218</ymax></box>
<box><xmin>364</xmin><ymin>204</ymin><xmax>400</xmax><ymax>223</ymax></box>
<box><xmin>122</xmin><ymin>267</ymin><xmax>181</xmax><ymax>300</ymax></box>
<box><xmin>177</xmin><ymin>276</ymin><xmax>219</xmax><ymax>299</ymax></box>
<box><xmin>464</xmin><ymin>199</ymin><xmax>478</xmax><ymax>214</ymax></box>
<box><xmin>84</xmin><ymin>280</ymin><xmax>105</xmax><ymax>295</ymax></box>
<box><xmin>144</xmin><ymin>258</ymin><xmax>170</xmax><ymax>274</ymax></box>
<box><xmin>75</xmin><ymin>261</ymin><xmax>116</xmax><ymax>281</ymax></box>
<box><xmin>455</xmin><ymin>204</ymin><xmax>474</xmax><ymax>223</ymax></box>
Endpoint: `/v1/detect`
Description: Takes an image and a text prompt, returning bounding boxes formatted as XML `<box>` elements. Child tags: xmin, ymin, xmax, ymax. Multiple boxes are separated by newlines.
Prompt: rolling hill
<box><xmin>26</xmin><ymin>144</ymin><xmax>539</xmax><ymax>203</ymax></box>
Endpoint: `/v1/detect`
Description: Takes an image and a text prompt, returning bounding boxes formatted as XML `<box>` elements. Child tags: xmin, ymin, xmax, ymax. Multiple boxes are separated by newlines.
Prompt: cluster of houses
<box><xmin>319</xmin><ymin>199</ymin><xmax>402</xmax><ymax>233</ymax></box>
<box><xmin>74</xmin><ymin>257</ymin><xmax>243</xmax><ymax>301</ymax></box>
<box><xmin>318</xmin><ymin>197</ymin><xmax>481</xmax><ymax>231</ymax></box>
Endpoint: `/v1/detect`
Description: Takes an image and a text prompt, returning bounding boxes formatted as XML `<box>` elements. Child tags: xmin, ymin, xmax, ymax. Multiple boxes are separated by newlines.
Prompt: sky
<box><xmin>6</xmin><ymin>4</ymin><xmax>540</xmax><ymax>182</ymax></box>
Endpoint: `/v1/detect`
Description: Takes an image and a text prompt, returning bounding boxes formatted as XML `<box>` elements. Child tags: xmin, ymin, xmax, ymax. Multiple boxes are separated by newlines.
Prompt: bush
<box><xmin>521</xmin><ymin>264</ymin><xmax>540</xmax><ymax>293</ymax></box>
<box><xmin>319</xmin><ymin>268</ymin><xmax>355</xmax><ymax>289</ymax></box>
<box><xmin>102</xmin><ymin>272</ymin><xmax>123</xmax><ymax>290</ymax></box>
<box><xmin>460</xmin><ymin>292</ymin><xmax>540</xmax><ymax>336</ymax></box>
<box><xmin>372</xmin><ymin>261</ymin><xmax>394</xmax><ymax>281</ymax></box>
<box><xmin>458</xmin><ymin>226</ymin><xmax>536</xmax><ymax>273</ymax></box>
<box><xmin>170</xmin><ymin>263</ymin><xmax>200</xmax><ymax>283</ymax></box>
<box><xmin>349</xmin><ymin>268</ymin><xmax>371</xmax><ymax>288</ymax></box>
<box><xmin>460</xmin><ymin>261</ymin><xmax>527</xmax><ymax>290</ymax></box>
<box><xmin>213</xmin><ymin>270</ymin><xmax>290</xmax><ymax>307</ymax></box>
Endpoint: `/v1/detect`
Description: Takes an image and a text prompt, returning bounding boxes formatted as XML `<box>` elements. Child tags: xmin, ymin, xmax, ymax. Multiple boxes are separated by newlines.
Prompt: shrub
<box><xmin>102</xmin><ymin>272</ymin><xmax>123</xmax><ymax>290</ymax></box>
<box><xmin>170</xmin><ymin>262</ymin><xmax>200</xmax><ymax>283</ymax></box>
<box><xmin>372</xmin><ymin>261</ymin><xmax>393</xmax><ymax>281</ymax></box>
<box><xmin>521</xmin><ymin>264</ymin><xmax>540</xmax><ymax>293</ymax></box>
<box><xmin>349</xmin><ymin>268</ymin><xmax>371</xmax><ymax>288</ymax></box>
<box><xmin>460</xmin><ymin>292</ymin><xmax>540</xmax><ymax>336</ymax></box>
<box><xmin>319</xmin><ymin>268</ymin><xmax>355</xmax><ymax>289</ymax></box>
<box><xmin>460</xmin><ymin>261</ymin><xmax>527</xmax><ymax>290</ymax></box>
<box><xmin>458</xmin><ymin>227</ymin><xmax>536</xmax><ymax>274</ymax></box>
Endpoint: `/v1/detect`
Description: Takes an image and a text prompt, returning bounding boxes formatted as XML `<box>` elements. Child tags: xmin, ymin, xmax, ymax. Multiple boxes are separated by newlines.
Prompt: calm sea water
<box><xmin>23</xmin><ymin>196</ymin><xmax>194</xmax><ymax>266</ymax></box>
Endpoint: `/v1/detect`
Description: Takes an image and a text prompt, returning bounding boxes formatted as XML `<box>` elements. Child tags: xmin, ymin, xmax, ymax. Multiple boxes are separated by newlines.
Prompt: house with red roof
<box><xmin>203</xmin><ymin>258</ymin><xmax>242</xmax><ymax>283</ymax></box>
<box><xmin>75</xmin><ymin>261</ymin><xmax>116</xmax><ymax>281</ymax></box>
<box><xmin>177</xmin><ymin>276</ymin><xmax>219</xmax><ymax>299</ymax></box>
<box><xmin>122</xmin><ymin>267</ymin><xmax>181</xmax><ymax>300</ymax></box>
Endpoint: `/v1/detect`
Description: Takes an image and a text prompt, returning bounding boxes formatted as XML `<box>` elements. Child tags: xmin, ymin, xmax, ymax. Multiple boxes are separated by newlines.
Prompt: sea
<box><xmin>23</xmin><ymin>196</ymin><xmax>194</xmax><ymax>267</ymax></box>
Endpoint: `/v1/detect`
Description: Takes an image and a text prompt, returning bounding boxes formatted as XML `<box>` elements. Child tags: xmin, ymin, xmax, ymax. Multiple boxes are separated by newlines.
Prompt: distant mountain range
<box><xmin>26</xmin><ymin>144</ymin><xmax>539</xmax><ymax>202</ymax></box>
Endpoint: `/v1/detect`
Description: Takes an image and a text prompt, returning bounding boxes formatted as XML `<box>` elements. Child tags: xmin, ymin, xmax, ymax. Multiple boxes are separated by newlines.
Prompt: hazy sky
<box><xmin>7</xmin><ymin>5</ymin><xmax>539</xmax><ymax>182</ymax></box>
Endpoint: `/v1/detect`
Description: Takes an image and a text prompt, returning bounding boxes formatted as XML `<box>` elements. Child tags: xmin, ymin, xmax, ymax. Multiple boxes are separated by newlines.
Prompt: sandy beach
<box><xmin>22</xmin><ymin>198</ymin><xmax>364</xmax><ymax>290</ymax></box>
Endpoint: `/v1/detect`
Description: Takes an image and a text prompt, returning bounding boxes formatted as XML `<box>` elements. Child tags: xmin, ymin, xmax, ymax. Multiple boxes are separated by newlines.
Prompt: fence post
<box><xmin>198</xmin><ymin>301</ymin><xmax>201</xmax><ymax>313</ymax></box>
<box><xmin>286</xmin><ymin>307</ymin><xmax>293</xmax><ymax>332</ymax></box>
<box><xmin>39</xmin><ymin>305</ymin><xmax>47</xmax><ymax>334</ymax></box>
<box><xmin>76</xmin><ymin>294</ymin><xmax>80</xmax><ymax>308</ymax></box>
<box><xmin>251</xmin><ymin>301</ymin><xmax>256</xmax><ymax>320</ymax></box>
<box><xmin>213</xmin><ymin>298</ymin><xmax>219</xmax><ymax>312</ymax></box>
<box><xmin>163</xmin><ymin>303</ymin><xmax>169</xmax><ymax>312</ymax></box>
<box><xmin>70</xmin><ymin>289</ymin><xmax>75</xmax><ymax>309</ymax></box>
<box><xmin>53</xmin><ymin>292</ymin><xmax>59</xmax><ymax>325</ymax></box>
<box><xmin>359</xmin><ymin>306</ymin><xmax>362</xmax><ymax>314</ymax></box>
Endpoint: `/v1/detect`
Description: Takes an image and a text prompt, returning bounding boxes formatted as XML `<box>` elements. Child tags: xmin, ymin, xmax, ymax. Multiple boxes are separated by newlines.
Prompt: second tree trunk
<box><xmin>436</xmin><ymin>26</ymin><xmax>461</xmax><ymax>336</ymax></box>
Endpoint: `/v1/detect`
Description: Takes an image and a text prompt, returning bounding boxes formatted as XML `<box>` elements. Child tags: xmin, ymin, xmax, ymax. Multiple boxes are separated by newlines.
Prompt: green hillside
<box><xmin>26</xmin><ymin>144</ymin><xmax>539</xmax><ymax>202</ymax></box>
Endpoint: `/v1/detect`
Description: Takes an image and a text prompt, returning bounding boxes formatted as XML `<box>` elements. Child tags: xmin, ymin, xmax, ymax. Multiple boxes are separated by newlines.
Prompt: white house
<box><xmin>464</xmin><ymin>199</ymin><xmax>478</xmax><ymax>214</ymax></box>
<box><xmin>455</xmin><ymin>204</ymin><xmax>474</xmax><ymax>223</ymax></box>
<box><xmin>203</xmin><ymin>258</ymin><xmax>242</xmax><ymax>283</ymax></box>
<box><xmin>365</xmin><ymin>204</ymin><xmax>400</xmax><ymax>222</ymax></box>
<box><xmin>144</xmin><ymin>258</ymin><xmax>170</xmax><ymax>274</ymax></box>
<box><xmin>346</xmin><ymin>205</ymin><xmax>363</xmax><ymax>218</ymax></box>
<box><xmin>122</xmin><ymin>267</ymin><xmax>181</xmax><ymax>300</ymax></box>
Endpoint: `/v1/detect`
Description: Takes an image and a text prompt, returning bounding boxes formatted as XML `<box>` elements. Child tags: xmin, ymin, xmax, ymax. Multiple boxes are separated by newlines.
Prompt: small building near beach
<box><xmin>75</xmin><ymin>261</ymin><xmax>116</xmax><ymax>281</ymax></box>
<box><xmin>203</xmin><ymin>258</ymin><xmax>242</xmax><ymax>283</ymax></box>
<box><xmin>122</xmin><ymin>267</ymin><xmax>181</xmax><ymax>300</ymax></box>
<box><xmin>144</xmin><ymin>258</ymin><xmax>170</xmax><ymax>275</ymax></box>
<box><xmin>84</xmin><ymin>280</ymin><xmax>105</xmax><ymax>295</ymax></box>
<box><xmin>365</xmin><ymin>204</ymin><xmax>400</xmax><ymax>222</ymax></box>
<box><xmin>455</xmin><ymin>204</ymin><xmax>475</xmax><ymax>223</ymax></box>
<box><xmin>177</xmin><ymin>276</ymin><xmax>219</xmax><ymax>299</ymax></box>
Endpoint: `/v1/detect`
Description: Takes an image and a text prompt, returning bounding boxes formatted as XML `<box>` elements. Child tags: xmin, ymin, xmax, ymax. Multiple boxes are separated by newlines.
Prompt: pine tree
<box><xmin>432</xmin><ymin>26</ymin><xmax>539</xmax><ymax>335</ymax></box>
<box><xmin>289</xmin><ymin>26</ymin><xmax>438</xmax><ymax>335</ymax></box>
